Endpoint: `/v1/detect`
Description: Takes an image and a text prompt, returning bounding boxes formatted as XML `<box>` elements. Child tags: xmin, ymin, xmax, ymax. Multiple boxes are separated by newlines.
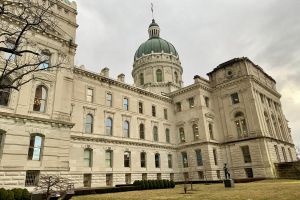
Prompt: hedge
<box><xmin>133</xmin><ymin>179</ymin><xmax>175</xmax><ymax>190</ymax></box>
<box><xmin>0</xmin><ymin>188</ymin><xmax>31</xmax><ymax>200</ymax></box>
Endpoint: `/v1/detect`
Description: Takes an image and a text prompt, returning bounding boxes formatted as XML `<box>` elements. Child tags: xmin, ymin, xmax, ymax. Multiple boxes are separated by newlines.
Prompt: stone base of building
<box><xmin>224</xmin><ymin>179</ymin><xmax>235</xmax><ymax>188</ymax></box>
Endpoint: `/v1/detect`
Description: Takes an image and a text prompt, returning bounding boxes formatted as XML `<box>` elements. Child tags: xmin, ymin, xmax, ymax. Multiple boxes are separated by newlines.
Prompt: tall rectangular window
<box><xmin>106</xmin><ymin>174</ymin><xmax>113</xmax><ymax>186</ymax></box>
<box><xmin>274</xmin><ymin>145</ymin><xmax>281</xmax><ymax>162</ymax></box>
<box><xmin>164</xmin><ymin>108</ymin><xmax>168</xmax><ymax>120</ymax></box>
<box><xmin>231</xmin><ymin>93</ymin><xmax>239</xmax><ymax>104</ymax></box>
<box><xmin>195</xmin><ymin>149</ymin><xmax>203</xmax><ymax>166</ymax></box>
<box><xmin>241</xmin><ymin>146</ymin><xmax>252</xmax><ymax>163</ymax></box>
<box><xmin>170</xmin><ymin>173</ymin><xmax>174</xmax><ymax>181</ymax></box>
<box><xmin>282</xmin><ymin>147</ymin><xmax>287</xmax><ymax>162</ymax></box>
<box><xmin>152</xmin><ymin>105</ymin><xmax>156</xmax><ymax>117</ymax></box>
<box><xmin>245</xmin><ymin>168</ymin><xmax>254</xmax><ymax>178</ymax></box>
<box><xmin>260</xmin><ymin>93</ymin><xmax>264</xmax><ymax>103</ymax></box>
<box><xmin>213</xmin><ymin>148</ymin><xmax>218</xmax><ymax>165</ymax></box>
<box><xmin>0</xmin><ymin>132</ymin><xmax>4</xmax><ymax>153</ymax></box>
<box><xmin>86</xmin><ymin>88</ymin><xmax>93</xmax><ymax>103</ymax></box>
<box><xmin>198</xmin><ymin>171</ymin><xmax>204</xmax><ymax>180</ymax></box>
<box><xmin>165</xmin><ymin>128</ymin><xmax>170</xmax><ymax>143</ymax></box>
<box><xmin>204</xmin><ymin>96</ymin><xmax>210</xmax><ymax>107</ymax></box>
<box><xmin>106</xmin><ymin>93</ymin><xmax>112</xmax><ymax>107</ymax></box>
<box><xmin>209</xmin><ymin>123</ymin><xmax>214</xmax><ymax>140</ymax></box>
<box><xmin>142</xmin><ymin>173</ymin><xmax>147</xmax><ymax>181</ymax></box>
<box><xmin>157</xmin><ymin>173</ymin><xmax>162</xmax><ymax>180</ymax></box>
<box><xmin>188</xmin><ymin>97</ymin><xmax>194</xmax><ymax>108</ymax></box>
<box><xmin>124</xmin><ymin>151</ymin><xmax>131</xmax><ymax>167</ymax></box>
<box><xmin>28</xmin><ymin>135</ymin><xmax>43</xmax><ymax>161</ymax></box>
<box><xmin>176</xmin><ymin>102</ymin><xmax>182</xmax><ymax>112</ymax></box>
<box><xmin>138</xmin><ymin>102</ymin><xmax>143</xmax><ymax>114</ymax></box>
<box><xmin>216</xmin><ymin>170</ymin><xmax>221</xmax><ymax>179</ymax></box>
<box><xmin>105</xmin><ymin>150</ymin><xmax>113</xmax><ymax>168</ymax></box>
<box><xmin>84</xmin><ymin>149</ymin><xmax>93</xmax><ymax>167</ymax></box>
<box><xmin>123</xmin><ymin>98</ymin><xmax>129</xmax><ymax>110</ymax></box>
<box><xmin>168</xmin><ymin>154</ymin><xmax>173</xmax><ymax>168</ymax></box>
<box><xmin>125</xmin><ymin>173</ymin><xmax>131</xmax><ymax>184</ymax></box>
<box><xmin>140</xmin><ymin>152</ymin><xmax>146</xmax><ymax>168</ymax></box>
<box><xmin>182</xmin><ymin>152</ymin><xmax>188</xmax><ymax>168</ymax></box>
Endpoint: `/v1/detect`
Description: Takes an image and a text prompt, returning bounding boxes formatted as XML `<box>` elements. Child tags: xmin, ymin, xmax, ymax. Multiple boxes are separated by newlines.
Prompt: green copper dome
<box><xmin>134</xmin><ymin>38</ymin><xmax>178</xmax><ymax>60</ymax></box>
<box><xmin>134</xmin><ymin>19</ymin><xmax>178</xmax><ymax>60</ymax></box>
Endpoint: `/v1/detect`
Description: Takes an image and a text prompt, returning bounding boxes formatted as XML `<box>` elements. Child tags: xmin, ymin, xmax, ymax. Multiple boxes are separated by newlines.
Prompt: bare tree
<box><xmin>35</xmin><ymin>175</ymin><xmax>74</xmax><ymax>200</ymax></box>
<box><xmin>0</xmin><ymin>0</ymin><xmax>68</xmax><ymax>91</ymax></box>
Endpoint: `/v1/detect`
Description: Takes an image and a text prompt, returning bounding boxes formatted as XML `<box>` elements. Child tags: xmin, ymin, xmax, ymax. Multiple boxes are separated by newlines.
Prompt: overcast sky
<box><xmin>74</xmin><ymin>0</ymin><xmax>300</xmax><ymax>147</ymax></box>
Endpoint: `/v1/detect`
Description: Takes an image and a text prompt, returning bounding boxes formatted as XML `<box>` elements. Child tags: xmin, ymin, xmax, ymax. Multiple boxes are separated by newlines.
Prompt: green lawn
<box><xmin>73</xmin><ymin>179</ymin><xmax>300</xmax><ymax>200</ymax></box>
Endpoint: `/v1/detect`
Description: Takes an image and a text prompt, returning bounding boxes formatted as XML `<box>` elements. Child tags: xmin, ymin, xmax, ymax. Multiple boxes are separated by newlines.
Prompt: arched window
<box><xmin>153</xmin><ymin>126</ymin><xmax>158</xmax><ymax>141</ymax></box>
<box><xmin>33</xmin><ymin>85</ymin><xmax>47</xmax><ymax>112</ymax></box>
<box><xmin>0</xmin><ymin>78</ymin><xmax>11</xmax><ymax>106</ymax></box>
<box><xmin>139</xmin><ymin>123</ymin><xmax>145</xmax><ymax>139</ymax></box>
<box><xmin>85</xmin><ymin>114</ymin><xmax>93</xmax><ymax>134</ymax></box>
<box><xmin>106</xmin><ymin>118</ymin><xmax>113</xmax><ymax>136</ymax></box>
<box><xmin>264</xmin><ymin>112</ymin><xmax>273</xmax><ymax>136</ymax></box>
<box><xmin>179</xmin><ymin>127</ymin><xmax>185</xmax><ymax>143</ymax></box>
<box><xmin>27</xmin><ymin>134</ymin><xmax>43</xmax><ymax>161</ymax></box>
<box><xmin>165</xmin><ymin>128</ymin><xmax>170</xmax><ymax>143</ymax></box>
<box><xmin>155</xmin><ymin>153</ymin><xmax>160</xmax><ymax>168</ymax></box>
<box><xmin>174</xmin><ymin>72</ymin><xmax>179</xmax><ymax>83</ymax></box>
<box><xmin>140</xmin><ymin>152</ymin><xmax>146</xmax><ymax>168</ymax></box>
<box><xmin>139</xmin><ymin>73</ymin><xmax>144</xmax><ymax>85</ymax></box>
<box><xmin>234</xmin><ymin>112</ymin><xmax>248</xmax><ymax>138</ymax></box>
<box><xmin>84</xmin><ymin>148</ymin><xmax>93</xmax><ymax>167</ymax></box>
<box><xmin>193</xmin><ymin>124</ymin><xmax>199</xmax><ymax>140</ymax></box>
<box><xmin>156</xmin><ymin>69</ymin><xmax>162</xmax><ymax>82</ymax></box>
<box><xmin>123</xmin><ymin>120</ymin><xmax>130</xmax><ymax>138</ymax></box>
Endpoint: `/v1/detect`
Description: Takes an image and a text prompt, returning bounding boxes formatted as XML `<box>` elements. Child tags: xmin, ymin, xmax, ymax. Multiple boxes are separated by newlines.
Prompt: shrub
<box><xmin>148</xmin><ymin>180</ymin><xmax>153</xmax><ymax>189</ymax></box>
<box><xmin>0</xmin><ymin>188</ymin><xmax>8</xmax><ymax>200</ymax></box>
<box><xmin>22</xmin><ymin>189</ymin><xmax>31</xmax><ymax>200</ymax></box>
<box><xmin>11</xmin><ymin>188</ymin><xmax>23</xmax><ymax>200</ymax></box>
<box><xmin>144</xmin><ymin>180</ymin><xmax>149</xmax><ymax>190</ymax></box>
<box><xmin>6</xmin><ymin>190</ymin><xmax>14</xmax><ymax>200</ymax></box>
<box><xmin>170</xmin><ymin>180</ymin><xmax>175</xmax><ymax>188</ymax></box>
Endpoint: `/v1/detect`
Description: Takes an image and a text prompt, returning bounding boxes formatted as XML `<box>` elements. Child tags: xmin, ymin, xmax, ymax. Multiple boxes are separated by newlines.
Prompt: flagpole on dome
<box><xmin>151</xmin><ymin>3</ymin><xmax>154</xmax><ymax>20</ymax></box>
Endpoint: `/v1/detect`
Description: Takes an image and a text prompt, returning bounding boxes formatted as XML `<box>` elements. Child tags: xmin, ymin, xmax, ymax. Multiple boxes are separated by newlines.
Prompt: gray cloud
<box><xmin>75</xmin><ymin>0</ymin><xmax>300</xmax><ymax>146</ymax></box>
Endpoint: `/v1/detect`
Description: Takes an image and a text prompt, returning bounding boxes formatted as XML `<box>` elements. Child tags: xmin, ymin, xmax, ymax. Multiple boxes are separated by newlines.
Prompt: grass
<box><xmin>72</xmin><ymin>179</ymin><xmax>300</xmax><ymax>200</ymax></box>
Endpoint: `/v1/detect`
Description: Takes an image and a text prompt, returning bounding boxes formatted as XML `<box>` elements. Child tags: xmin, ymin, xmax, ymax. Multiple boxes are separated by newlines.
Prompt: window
<box><xmin>0</xmin><ymin>78</ymin><xmax>11</xmax><ymax>106</ymax></box>
<box><xmin>288</xmin><ymin>148</ymin><xmax>293</xmax><ymax>161</ymax></box>
<box><xmin>209</xmin><ymin>123</ymin><xmax>214</xmax><ymax>140</ymax></box>
<box><xmin>170</xmin><ymin>173</ymin><xmax>174</xmax><ymax>181</ymax></box>
<box><xmin>86</xmin><ymin>88</ymin><xmax>93</xmax><ymax>103</ymax></box>
<box><xmin>105</xmin><ymin>150</ymin><xmax>113</xmax><ymax>168</ymax></box>
<box><xmin>156</xmin><ymin>69</ymin><xmax>162</xmax><ymax>82</ymax></box>
<box><xmin>153</xmin><ymin>126</ymin><xmax>158</xmax><ymax>141</ymax></box>
<box><xmin>193</xmin><ymin>124</ymin><xmax>200</xmax><ymax>140</ymax></box>
<box><xmin>241</xmin><ymin>146</ymin><xmax>252</xmax><ymax>163</ymax></box>
<box><xmin>231</xmin><ymin>93</ymin><xmax>239</xmax><ymax>104</ymax></box>
<box><xmin>183</xmin><ymin>172</ymin><xmax>189</xmax><ymax>181</ymax></box>
<box><xmin>216</xmin><ymin>170</ymin><xmax>221</xmax><ymax>179</ymax></box>
<box><xmin>106</xmin><ymin>93</ymin><xmax>112</xmax><ymax>107</ymax></box>
<box><xmin>179</xmin><ymin>127</ymin><xmax>185</xmax><ymax>143</ymax></box>
<box><xmin>174</xmin><ymin>72</ymin><xmax>179</xmax><ymax>83</ymax></box>
<box><xmin>282</xmin><ymin>147</ymin><xmax>287</xmax><ymax>162</ymax></box>
<box><xmin>204</xmin><ymin>96</ymin><xmax>209</xmax><ymax>107</ymax></box>
<box><xmin>157</xmin><ymin>173</ymin><xmax>162</xmax><ymax>180</ymax></box>
<box><xmin>165</xmin><ymin>128</ymin><xmax>170</xmax><ymax>143</ymax></box>
<box><xmin>152</xmin><ymin>105</ymin><xmax>156</xmax><ymax>117</ymax></box>
<box><xmin>234</xmin><ymin>112</ymin><xmax>248</xmax><ymax>138</ymax></box>
<box><xmin>176</xmin><ymin>102</ymin><xmax>182</xmax><ymax>112</ymax></box>
<box><xmin>164</xmin><ymin>108</ymin><xmax>168</xmax><ymax>120</ymax></box>
<box><xmin>142</xmin><ymin>173</ymin><xmax>147</xmax><ymax>180</ymax></box>
<box><xmin>195</xmin><ymin>149</ymin><xmax>203</xmax><ymax>166</ymax></box>
<box><xmin>274</xmin><ymin>145</ymin><xmax>281</xmax><ymax>162</ymax></box>
<box><xmin>123</xmin><ymin>98</ymin><xmax>129</xmax><ymax>110</ymax></box>
<box><xmin>245</xmin><ymin>168</ymin><xmax>253</xmax><ymax>178</ymax></box>
<box><xmin>139</xmin><ymin>73</ymin><xmax>144</xmax><ymax>85</ymax></box>
<box><xmin>213</xmin><ymin>148</ymin><xmax>218</xmax><ymax>165</ymax></box>
<box><xmin>28</xmin><ymin>134</ymin><xmax>43</xmax><ymax>161</ymax></box>
<box><xmin>182</xmin><ymin>152</ymin><xmax>188</xmax><ymax>168</ymax></box>
<box><xmin>139</xmin><ymin>123</ymin><xmax>145</xmax><ymax>139</ymax></box>
<box><xmin>168</xmin><ymin>154</ymin><xmax>173</xmax><ymax>168</ymax></box>
<box><xmin>138</xmin><ymin>102</ymin><xmax>143</xmax><ymax>114</ymax></box>
<box><xmin>85</xmin><ymin>114</ymin><xmax>93</xmax><ymax>134</ymax></box>
<box><xmin>141</xmin><ymin>152</ymin><xmax>146</xmax><ymax>168</ymax></box>
<box><xmin>0</xmin><ymin>130</ymin><xmax>5</xmax><ymax>154</ymax></box>
<box><xmin>155</xmin><ymin>153</ymin><xmax>160</xmax><ymax>168</ymax></box>
<box><xmin>264</xmin><ymin>112</ymin><xmax>273</xmax><ymax>136</ymax></box>
<box><xmin>5</xmin><ymin>41</ymin><xmax>16</xmax><ymax>61</ymax></box>
<box><xmin>125</xmin><ymin>173</ymin><xmax>131</xmax><ymax>184</ymax></box>
<box><xmin>198</xmin><ymin>171</ymin><xmax>204</xmax><ymax>180</ymax></box>
<box><xmin>260</xmin><ymin>93</ymin><xmax>264</xmax><ymax>103</ymax></box>
<box><xmin>83</xmin><ymin>174</ymin><xmax>92</xmax><ymax>187</ymax></box>
<box><xmin>33</xmin><ymin>85</ymin><xmax>47</xmax><ymax>112</ymax></box>
<box><xmin>84</xmin><ymin>148</ymin><xmax>93</xmax><ymax>167</ymax></box>
<box><xmin>106</xmin><ymin>174</ymin><xmax>113</xmax><ymax>186</ymax></box>
<box><xmin>39</xmin><ymin>51</ymin><xmax>50</xmax><ymax>69</ymax></box>
<box><xmin>25</xmin><ymin>171</ymin><xmax>40</xmax><ymax>187</ymax></box>
<box><xmin>123</xmin><ymin>120</ymin><xmax>130</xmax><ymax>138</ymax></box>
<box><xmin>124</xmin><ymin>151</ymin><xmax>131</xmax><ymax>167</ymax></box>
<box><xmin>106</xmin><ymin>118</ymin><xmax>113</xmax><ymax>136</ymax></box>
<box><xmin>188</xmin><ymin>97</ymin><xmax>194</xmax><ymax>108</ymax></box>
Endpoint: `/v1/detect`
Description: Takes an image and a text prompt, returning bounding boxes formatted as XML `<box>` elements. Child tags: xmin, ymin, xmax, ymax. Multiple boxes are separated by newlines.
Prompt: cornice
<box><xmin>0</xmin><ymin>111</ymin><xmax>74</xmax><ymax>128</ymax></box>
<box><xmin>71</xmin><ymin>135</ymin><xmax>176</xmax><ymax>150</ymax></box>
<box><xmin>167</xmin><ymin>82</ymin><xmax>212</xmax><ymax>98</ymax></box>
<box><xmin>73</xmin><ymin>67</ymin><xmax>173</xmax><ymax>103</ymax></box>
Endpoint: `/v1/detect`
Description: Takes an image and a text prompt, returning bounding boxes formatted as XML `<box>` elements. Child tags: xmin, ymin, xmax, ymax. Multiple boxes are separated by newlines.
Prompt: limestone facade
<box><xmin>0</xmin><ymin>0</ymin><xmax>296</xmax><ymax>189</ymax></box>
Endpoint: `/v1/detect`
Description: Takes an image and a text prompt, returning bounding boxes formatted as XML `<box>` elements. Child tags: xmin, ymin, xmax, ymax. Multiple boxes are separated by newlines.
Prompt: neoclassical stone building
<box><xmin>0</xmin><ymin>0</ymin><xmax>297</xmax><ymax>189</ymax></box>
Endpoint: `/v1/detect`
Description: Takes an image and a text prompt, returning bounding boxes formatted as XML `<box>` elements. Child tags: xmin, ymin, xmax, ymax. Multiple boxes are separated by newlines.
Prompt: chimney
<box><xmin>117</xmin><ymin>73</ymin><xmax>125</xmax><ymax>82</ymax></box>
<box><xmin>193</xmin><ymin>75</ymin><xmax>201</xmax><ymax>83</ymax></box>
<box><xmin>101</xmin><ymin>67</ymin><xmax>109</xmax><ymax>77</ymax></box>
